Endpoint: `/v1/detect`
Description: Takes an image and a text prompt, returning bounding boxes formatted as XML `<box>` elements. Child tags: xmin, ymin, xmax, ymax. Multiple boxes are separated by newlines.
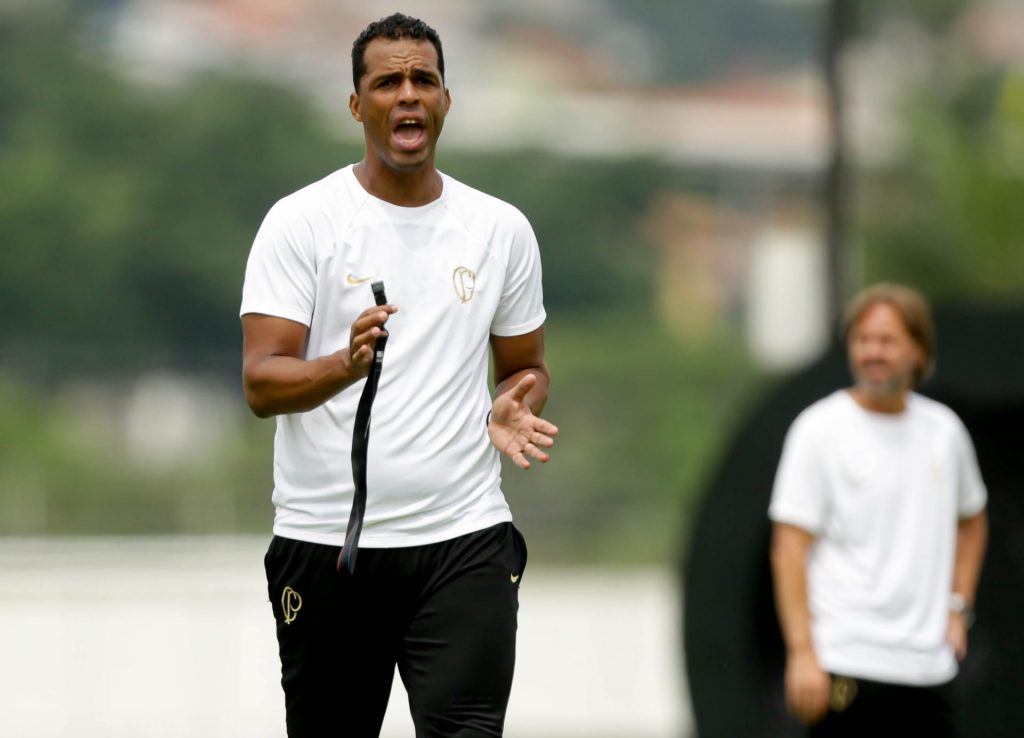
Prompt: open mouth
<box><xmin>392</xmin><ymin>118</ymin><xmax>426</xmax><ymax>151</ymax></box>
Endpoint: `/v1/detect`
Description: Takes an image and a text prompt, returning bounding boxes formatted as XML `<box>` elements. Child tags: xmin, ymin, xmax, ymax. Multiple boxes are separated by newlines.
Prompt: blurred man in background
<box><xmin>240</xmin><ymin>13</ymin><xmax>557</xmax><ymax>737</ymax></box>
<box><xmin>769</xmin><ymin>282</ymin><xmax>987</xmax><ymax>737</ymax></box>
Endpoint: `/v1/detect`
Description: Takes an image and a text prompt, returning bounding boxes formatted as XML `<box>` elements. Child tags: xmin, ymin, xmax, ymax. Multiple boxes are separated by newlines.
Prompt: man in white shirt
<box><xmin>769</xmin><ymin>283</ymin><xmax>988</xmax><ymax>737</ymax></box>
<box><xmin>240</xmin><ymin>13</ymin><xmax>557</xmax><ymax>737</ymax></box>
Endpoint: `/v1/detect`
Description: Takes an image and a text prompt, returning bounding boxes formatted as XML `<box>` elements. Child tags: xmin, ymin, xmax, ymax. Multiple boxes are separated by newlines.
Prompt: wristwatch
<box><xmin>949</xmin><ymin>592</ymin><xmax>976</xmax><ymax>629</ymax></box>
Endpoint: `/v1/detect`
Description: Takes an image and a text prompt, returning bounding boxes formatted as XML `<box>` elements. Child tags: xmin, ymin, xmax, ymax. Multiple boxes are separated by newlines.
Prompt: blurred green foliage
<box><xmin>855</xmin><ymin>3</ymin><xmax>1024</xmax><ymax>303</ymax></box>
<box><xmin>507</xmin><ymin>312</ymin><xmax>761</xmax><ymax>564</ymax></box>
<box><xmin>0</xmin><ymin>5</ymin><xmax>358</xmax><ymax>373</ymax></box>
<box><xmin>859</xmin><ymin>75</ymin><xmax>1024</xmax><ymax>303</ymax></box>
<box><xmin>0</xmin><ymin>374</ymin><xmax>275</xmax><ymax>536</ymax></box>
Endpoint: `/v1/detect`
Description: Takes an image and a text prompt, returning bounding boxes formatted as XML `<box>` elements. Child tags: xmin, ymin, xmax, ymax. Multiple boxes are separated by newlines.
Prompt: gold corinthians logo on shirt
<box><xmin>282</xmin><ymin>586</ymin><xmax>302</xmax><ymax>625</ymax></box>
<box><xmin>453</xmin><ymin>267</ymin><xmax>476</xmax><ymax>304</ymax></box>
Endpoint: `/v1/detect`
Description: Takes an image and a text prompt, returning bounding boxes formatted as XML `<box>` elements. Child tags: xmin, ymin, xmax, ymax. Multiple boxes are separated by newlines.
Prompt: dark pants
<box><xmin>810</xmin><ymin>675</ymin><xmax>956</xmax><ymax>738</ymax></box>
<box><xmin>265</xmin><ymin>523</ymin><xmax>528</xmax><ymax>738</ymax></box>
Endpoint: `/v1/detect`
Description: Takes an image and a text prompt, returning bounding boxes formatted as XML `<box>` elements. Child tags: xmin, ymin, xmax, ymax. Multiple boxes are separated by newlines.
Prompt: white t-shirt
<box><xmin>240</xmin><ymin>165</ymin><xmax>546</xmax><ymax>547</ymax></box>
<box><xmin>769</xmin><ymin>390</ymin><xmax>987</xmax><ymax>686</ymax></box>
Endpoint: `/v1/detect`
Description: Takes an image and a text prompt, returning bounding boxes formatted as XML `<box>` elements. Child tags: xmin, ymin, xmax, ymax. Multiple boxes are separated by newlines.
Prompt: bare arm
<box><xmin>487</xmin><ymin>326</ymin><xmax>558</xmax><ymax>469</ymax></box>
<box><xmin>771</xmin><ymin>522</ymin><xmax>831</xmax><ymax>726</ymax></box>
<box><xmin>241</xmin><ymin>305</ymin><xmax>396</xmax><ymax>418</ymax></box>
<box><xmin>947</xmin><ymin>510</ymin><xmax>988</xmax><ymax>659</ymax></box>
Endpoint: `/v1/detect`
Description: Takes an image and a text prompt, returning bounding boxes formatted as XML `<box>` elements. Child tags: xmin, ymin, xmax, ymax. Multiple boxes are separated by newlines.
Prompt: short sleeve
<box><xmin>490</xmin><ymin>211</ymin><xmax>546</xmax><ymax>337</ymax></box>
<box><xmin>953</xmin><ymin>418</ymin><xmax>988</xmax><ymax>518</ymax></box>
<box><xmin>239</xmin><ymin>201</ymin><xmax>317</xmax><ymax>326</ymax></box>
<box><xmin>768</xmin><ymin>411</ymin><xmax>829</xmax><ymax>535</ymax></box>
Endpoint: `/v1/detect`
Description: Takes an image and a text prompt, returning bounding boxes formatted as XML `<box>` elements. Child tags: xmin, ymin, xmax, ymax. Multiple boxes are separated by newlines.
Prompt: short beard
<box><xmin>853</xmin><ymin>371</ymin><xmax>911</xmax><ymax>398</ymax></box>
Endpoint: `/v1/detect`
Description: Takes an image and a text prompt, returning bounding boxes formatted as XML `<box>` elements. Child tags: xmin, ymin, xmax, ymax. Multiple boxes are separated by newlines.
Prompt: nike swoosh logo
<box><xmin>346</xmin><ymin>274</ymin><xmax>378</xmax><ymax>285</ymax></box>
<box><xmin>510</xmin><ymin>573</ymin><xmax>520</xmax><ymax>584</ymax></box>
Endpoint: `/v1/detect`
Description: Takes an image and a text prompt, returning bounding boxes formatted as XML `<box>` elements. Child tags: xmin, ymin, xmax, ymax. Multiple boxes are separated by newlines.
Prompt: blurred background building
<box><xmin>1</xmin><ymin>0</ymin><xmax>1021</xmax><ymax>736</ymax></box>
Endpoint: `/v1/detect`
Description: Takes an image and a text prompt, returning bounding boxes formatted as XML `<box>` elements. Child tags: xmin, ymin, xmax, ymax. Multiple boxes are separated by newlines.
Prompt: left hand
<box><xmin>947</xmin><ymin>612</ymin><xmax>968</xmax><ymax>661</ymax></box>
<box><xmin>488</xmin><ymin>373</ymin><xmax>558</xmax><ymax>469</ymax></box>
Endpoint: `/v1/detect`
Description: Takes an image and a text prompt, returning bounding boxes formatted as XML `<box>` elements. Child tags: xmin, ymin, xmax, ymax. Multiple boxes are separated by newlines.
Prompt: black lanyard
<box><xmin>338</xmin><ymin>281</ymin><xmax>388</xmax><ymax>574</ymax></box>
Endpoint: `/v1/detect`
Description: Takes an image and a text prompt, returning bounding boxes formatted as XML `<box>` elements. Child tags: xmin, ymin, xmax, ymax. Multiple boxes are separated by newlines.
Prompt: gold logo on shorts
<box><xmin>829</xmin><ymin>676</ymin><xmax>858</xmax><ymax>712</ymax></box>
<box><xmin>282</xmin><ymin>586</ymin><xmax>303</xmax><ymax>625</ymax></box>
<box><xmin>453</xmin><ymin>267</ymin><xmax>476</xmax><ymax>304</ymax></box>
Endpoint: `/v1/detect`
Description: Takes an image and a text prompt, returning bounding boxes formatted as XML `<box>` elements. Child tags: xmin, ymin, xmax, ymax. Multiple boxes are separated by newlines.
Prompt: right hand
<box><xmin>785</xmin><ymin>650</ymin><xmax>831</xmax><ymax>726</ymax></box>
<box><xmin>347</xmin><ymin>303</ymin><xmax>398</xmax><ymax>377</ymax></box>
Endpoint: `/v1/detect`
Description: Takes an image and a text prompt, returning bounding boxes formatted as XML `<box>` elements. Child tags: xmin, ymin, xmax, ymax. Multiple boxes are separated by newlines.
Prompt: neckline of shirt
<box><xmin>346</xmin><ymin>165</ymin><xmax>447</xmax><ymax>215</ymax></box>
<box><xmin>841</xmin><ymin>388</ymin><xmax>916</xmax><ymax>424</ymax></box>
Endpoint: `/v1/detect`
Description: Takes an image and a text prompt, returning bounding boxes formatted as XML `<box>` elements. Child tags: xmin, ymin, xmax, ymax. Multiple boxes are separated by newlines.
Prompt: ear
<box><xmin>910</xmin><ymin>341</ymin><xmax>926</xmax><ymax>376</ymax></box>
<box><xmin>349</xmin><ymin>91</ymin><xmax>362</xmax><ymax>123</ymax></box>
<box><xmin>443</xmin><ymin>87</ymin><xmax>452</xmax><ymax>115</ymax></box>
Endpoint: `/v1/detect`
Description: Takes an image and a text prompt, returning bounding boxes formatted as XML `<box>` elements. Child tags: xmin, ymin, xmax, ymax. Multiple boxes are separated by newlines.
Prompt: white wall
<box><xmin>0</xmin><ymin>537</ymin><xmax>692</xmax><ymax>738</ymax></box>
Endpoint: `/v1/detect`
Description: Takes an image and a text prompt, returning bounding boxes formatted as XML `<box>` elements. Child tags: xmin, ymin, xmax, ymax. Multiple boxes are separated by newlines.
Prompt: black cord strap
<box><xmin>338</xmin><ymin>281</ymin><xmax>388</xmax><ymax>574</ymax></box>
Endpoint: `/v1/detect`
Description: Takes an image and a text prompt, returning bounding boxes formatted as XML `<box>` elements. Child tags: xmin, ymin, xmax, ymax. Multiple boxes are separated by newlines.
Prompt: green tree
<box><xmin>857</xmin><ymin>59</ymin><xmax>1024</xmax><ymax>303</ymax></box>
<box><xmin>0</xmin><ymin>5</ymin><xmax>355</xmax><ymax>378</ymax></box>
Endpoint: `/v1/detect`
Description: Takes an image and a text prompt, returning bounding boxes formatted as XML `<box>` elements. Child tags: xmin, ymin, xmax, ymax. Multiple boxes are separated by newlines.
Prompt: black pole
<box><xmin>824</xmin><ymin>0</ymin><xmax>851</xmax><ymax>331</ymax></box>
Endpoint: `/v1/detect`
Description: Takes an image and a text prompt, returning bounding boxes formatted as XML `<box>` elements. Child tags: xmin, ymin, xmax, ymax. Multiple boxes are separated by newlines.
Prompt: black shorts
<box><xmin>265</xmin><ymin>522</ymin><xmax>528</xmax><ymax>738</ymax></box>
<box><xmin>810</xmin><ymin>674</ymin><xmax>955</xmax><ymax>738</ymax></box>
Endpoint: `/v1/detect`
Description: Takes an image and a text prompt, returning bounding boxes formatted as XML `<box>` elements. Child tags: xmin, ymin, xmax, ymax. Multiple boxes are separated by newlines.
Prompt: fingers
<box><xmin>785</xmin><ymin>660</ymin><xmax>830</xmax><ymax>726</ymax></box>
<box><xmin>523</xmin><ymin>440</ymin><xmax>550</xmax><ymax>463</ymax></box>
<box><xmin>351</xmin><ymin>343</ymin><xmax>373</xmax><ymax>365</ymax></box>
<box><xmin>518</xmin><ymin>418</ymin><xmax>558</xmax><ymax>446</ymax></box>
<box><xmin>800</xmin><ymin>689</ymin><xmax>829</xmax><ymax>725</ymax></box>
<box><xmin>349</xmin><ymin>304</ymin><xmax>398</xmax><ymax>360</ymax></box>
<box><xmin>511</xmin><ymin>450</ymin><xmax>532</xmax><ymax>470</ymax></box>
<box><xmin>352</xmin><ymin>304</ymin><xmax>398</xmax><ymax>336</ymax></box>
<box><xmin>490</xmin><ymin>389</ymin><xmax>558</xmax><ymax>438</ymax></box>
<box><xmin>947</xmin><ymin>620</ymin><xmax>968</xmax><ymax>660</ymax></box>
<box><xmin>788</xmin><ymin>686</ymin><xmax>828</xmax><ymax>726</ymax></box>
<box><xmin>529</xmin><ymin>418</ymin><xmax>559</xmax><ymax>437</ymax></box>
<box><xmin>528</xmin><ymin>432</ymin><xmax>555</xmax><ymax>449</ymax></box>
<box><xmin>351</xmin><ymin>325</ymin><xmax>383</xmax><ymax>353</ymax></box>
<box><xmin>347</xmin><ymin>329</ymin><xmax>378</xmax><ymax>371</ymax></box>
<box><xmin>808</xmin><ymin>685</ymin><xmax>829</xmax><ymax>725</ymax></box>
<box><xmin>520</xmin><ymin>427</ymin><xmax>556</xmax><ymax>457</ymax></box>
<box><xmin>504</xmin><ymin>402</ymin><xmax>558</xmax><ymax>436</ymax></box>
<box><xmin>500</xmin><ymin>435</ymin><xmax>551</xmax><ymax>470</ymax></box>
<box><xmin>509</xmin><ymin>373</ymin><xmax>536</xmax><ymax>402</ymax></box>
<box><xmin>489</xmin><ymin>418</ymin><xmax>555</xmax><ymax>468</ymax></box>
